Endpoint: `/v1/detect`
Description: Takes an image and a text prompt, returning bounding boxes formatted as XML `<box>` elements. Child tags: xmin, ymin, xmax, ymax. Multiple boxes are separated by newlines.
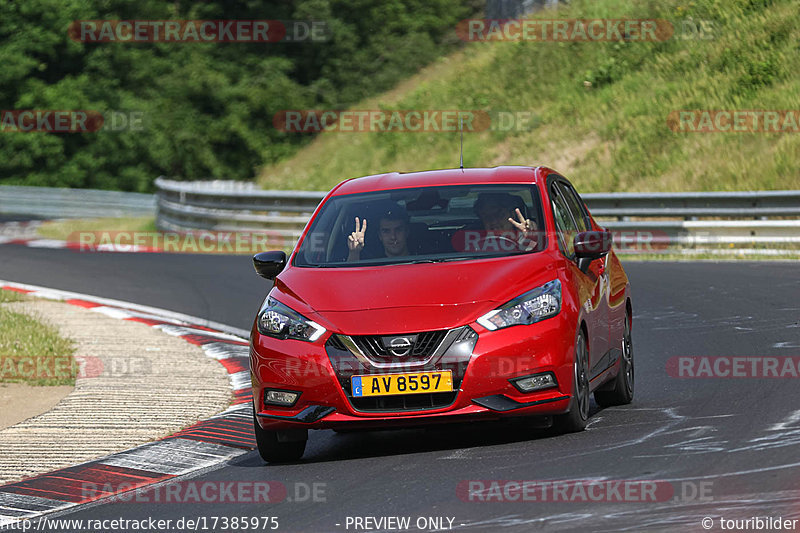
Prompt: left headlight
<box><xmin>257</xmin><ymin>297</ymin><xmax>326</xmax><ymax>342</ymax></box>
<box><xmin>477</xmin><ymin>279</ymin><xmax>562</xmax><ymax>331</ymax></box>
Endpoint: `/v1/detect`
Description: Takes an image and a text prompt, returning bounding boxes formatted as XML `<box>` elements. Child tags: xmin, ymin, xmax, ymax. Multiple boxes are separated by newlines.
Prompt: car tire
<box><xmin>553</xmin><ymin>329</ymin><xmax>590</xmax><ymax>433</ymax></box>
<box><xmin>594</xmin><ymin>311</ymin><xmax>634</xmax><ymax>407</ymax></box>
<box><xmin>253</xmin><ymin>414</ymin><xmax>307</xmax><ymax>463</ymax></box>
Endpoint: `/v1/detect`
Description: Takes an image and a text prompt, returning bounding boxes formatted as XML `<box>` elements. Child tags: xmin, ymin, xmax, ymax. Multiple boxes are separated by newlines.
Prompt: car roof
<box><xmin>332</xmin><ymin>166</ymin><xmax>553</xmax><ymax>196</ymax></box>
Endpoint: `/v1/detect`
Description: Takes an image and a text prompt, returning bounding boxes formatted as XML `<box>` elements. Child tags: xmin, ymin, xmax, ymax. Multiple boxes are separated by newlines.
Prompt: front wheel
<box><xmin>594</xmin><ymin>311</ymin><xmax>634</xmax><ymax>407</ymax></box>
<box><xmin>553</xmin><ymin>329</ymin><xmax>590</xmax><ymax>433</ymax></box>
<box><xmin>253</xmin><ymin>414</ymin><xmax>307</xmax><ymax>463</ymax></box>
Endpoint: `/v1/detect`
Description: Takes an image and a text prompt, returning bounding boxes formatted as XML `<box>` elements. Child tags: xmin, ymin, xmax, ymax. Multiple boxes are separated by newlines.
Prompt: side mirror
<box><xmin>574</xmin><ymin>231</ymin><xmax>612</xmax><ymax>273</ymax></box>
<box><xmin>253</xmin><ymin>251</ymin><xmax>287</xmax><ymax>280</ymax></box>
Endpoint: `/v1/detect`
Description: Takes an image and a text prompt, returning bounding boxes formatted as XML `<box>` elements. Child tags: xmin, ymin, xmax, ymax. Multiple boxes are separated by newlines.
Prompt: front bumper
<box><xmin>251</xmin><ymin>315</ymin><xmax>574</xmax><ymax>431</ymax></box>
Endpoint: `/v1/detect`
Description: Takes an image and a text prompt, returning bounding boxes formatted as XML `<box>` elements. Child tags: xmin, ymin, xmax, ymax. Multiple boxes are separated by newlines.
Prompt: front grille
<box><xmin>327</xmin><ymin>334</ymin><xmax>347</xmax><ymax>351</ymax></box>
<box><xmin>350</xmin><ymin>330</ymin><xmax>448</xmax><ymax>362</ymax></box>
<box><xmin>325</xmin><ymin>328</ymin><xmax>473</xmax><ymax>413</ymax></box>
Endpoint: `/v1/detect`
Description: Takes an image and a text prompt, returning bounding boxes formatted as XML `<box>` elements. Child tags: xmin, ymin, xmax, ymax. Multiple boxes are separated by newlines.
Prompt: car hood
<box><xmin>272</xmin><ymin>254</ymin><xmax>558</xmax><ymax>335</ymax></box>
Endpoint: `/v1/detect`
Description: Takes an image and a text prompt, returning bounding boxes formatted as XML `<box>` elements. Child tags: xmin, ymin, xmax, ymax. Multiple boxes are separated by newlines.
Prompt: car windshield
<box><xmin>293</xmin><ymin>184</ymin><xmax>546</xmax><ymax>267</ymax></box>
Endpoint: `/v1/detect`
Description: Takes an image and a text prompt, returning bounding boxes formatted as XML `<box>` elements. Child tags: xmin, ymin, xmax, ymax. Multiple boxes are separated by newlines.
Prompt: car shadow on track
<box><xmin>233</xmin><ymin>405</ymin><xmax>603</xmax><ymax>468</ymax></box>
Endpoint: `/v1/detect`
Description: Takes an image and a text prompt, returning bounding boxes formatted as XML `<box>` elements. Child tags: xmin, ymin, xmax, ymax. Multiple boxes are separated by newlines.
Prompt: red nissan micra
<box><xmin>250</xmin><ymin>166</ymin><xmax>633</xmax><ymax>462</ymax></box>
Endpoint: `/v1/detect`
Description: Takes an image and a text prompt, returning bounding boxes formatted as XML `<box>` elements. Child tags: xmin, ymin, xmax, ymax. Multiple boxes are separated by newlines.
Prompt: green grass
<box><xmin>0</xmin><ymin>291</ymin><xmax>27</xmax><ymax>304</ymax></box>
<box><xmin>36</xmin><ymin>217</ymin><xmax>157</xmax><ymax>241</ymax></box>
<box><xmin>0</xmin><ymin>291</ymin><xmax>77</xmax><ymax>386</ymax></box>
<box><xmin>257</xmin><ymin>0</ymin><xmax>800</xmax><ymax>193</ymax></box>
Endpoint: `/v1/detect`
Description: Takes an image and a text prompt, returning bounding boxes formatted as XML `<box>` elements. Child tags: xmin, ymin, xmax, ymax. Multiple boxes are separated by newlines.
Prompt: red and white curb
<box><xmin>0</xmin><ymin>237</ymin><xmax>160</xmax><ymax>253</ymax></box>
<box><xmin>0</xmin><ymin>281</ymin><xmax>256</xmax><ymax>526</ymax></box>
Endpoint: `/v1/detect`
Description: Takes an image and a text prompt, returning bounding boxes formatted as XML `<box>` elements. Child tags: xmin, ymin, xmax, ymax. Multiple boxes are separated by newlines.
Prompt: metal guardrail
<box><xmin>486</xmin><ymin>0</ymin><xmax>561</xmax><ymax>19</ymax></box>
<box><xmin>155</xmin><ymin>178</ymin><xmax>324</xmax><ymax>240</ymax></box>
<box><xmin>154</xmin><ymin>178</ymin><xmax>800</xmax><ymax>251</ymax></box>
<box><xmin>589</xmin><ymin>191</ymin><xmax>800</xmax><ymax>249</ymax></box>
<box><xmin>586</xmin><ymin>190</ymin><xmax>800</xmax><ymax>219</ymax></box>
<box><xmin>0</xmin><ymin>185</ymin><xmax>155</xmax><ymax>219</ymax></box>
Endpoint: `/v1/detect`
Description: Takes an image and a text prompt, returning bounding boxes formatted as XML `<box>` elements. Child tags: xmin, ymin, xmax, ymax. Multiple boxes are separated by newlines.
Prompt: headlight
<box><xmin>477</xmin><ymin>279</ymin><xmax>561</xmax><ymax>331</ymax></box>
<box><xmin>257</xmin><ymin>297</ymin><xmax>326</xmax><ymax>342</ymax></box>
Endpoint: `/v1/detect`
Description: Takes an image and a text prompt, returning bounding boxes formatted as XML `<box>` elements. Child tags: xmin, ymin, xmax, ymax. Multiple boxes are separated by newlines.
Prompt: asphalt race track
<box><xmin>0</xmin><ymin>245</ymin><xmax>266</xmax><ymax>331</ymax></box>
<box><xmin>1</xmin><ymin>244</ymin><xmax>799</xmax><ymax>532</ymax></box>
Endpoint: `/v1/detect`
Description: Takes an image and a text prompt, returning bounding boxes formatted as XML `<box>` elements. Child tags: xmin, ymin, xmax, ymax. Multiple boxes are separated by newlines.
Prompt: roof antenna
<box><xmin>459</xmin><ymin>116</ymin><xmax>464</xmax><ymax>171</ymax></box>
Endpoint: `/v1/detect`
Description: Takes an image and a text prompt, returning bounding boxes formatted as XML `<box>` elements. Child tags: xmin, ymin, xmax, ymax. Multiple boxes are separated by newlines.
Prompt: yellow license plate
<box><xmin>351</xmin><ymin>371</ymin><xmax>453</xmax><ymax>397</ymax></box>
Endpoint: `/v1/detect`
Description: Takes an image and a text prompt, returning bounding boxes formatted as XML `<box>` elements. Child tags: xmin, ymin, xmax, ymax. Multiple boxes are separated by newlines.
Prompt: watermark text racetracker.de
<box><xmin>457</xmin><ymin>479</ymin><xmax>713</xmax><ymax>503</ymax></box>
<box><xmin>456</xmin><ymin>17</ymin><xmax>715</xmax><ymax>42</ymax></box>
<box><xmin>446</xmin><ymin>229</ymin><xmax>669</xmax><ymax>254</ymax></box>
<box><xmin>73</xmin><ymin>230</ymin><xmax>289</xmax><ymax>254</ymax></box>
<box><xmin>0</xmin><ymin>354</ymin><xmax>150</xmax><ymax>381</ymax></box>
<box><xmin>69</xmin><ymin>20</ymin><xmax>329</xmax><ymax>43</ymax></box>
<box><xmin>667</xmin><ymin>356</ymin><xmax>800</xmax><ymax>378</ymax></box>
<box><xmin>457</xmin><ymin>18</ymin><xmax>674</xmax><ymax>42</ymax></box>
<box><xmin>80</xmin><ymin>480</ymin><xmax>326</xmax><ymax>504</ymax></box>
<box><xmin>668</xmin><ymin>110</ymin><xmax>800</xmax><ymax>133</ymax></box>
<box><xmin>1</xmin><ymin>110</ymin><xmax>144</xmax><ymax>133</ymax></box>
<box><xmin>273</xmin><ymin>110</ymin><xmax>540</xmax><ymax>133</ymax></box>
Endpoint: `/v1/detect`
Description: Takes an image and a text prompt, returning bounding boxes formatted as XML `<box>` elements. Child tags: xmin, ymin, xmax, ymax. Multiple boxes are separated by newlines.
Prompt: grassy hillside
<box><xmin>258</xmin><ymin>0</ymin><xmax>800</xmax><ymax>193</ymax></box>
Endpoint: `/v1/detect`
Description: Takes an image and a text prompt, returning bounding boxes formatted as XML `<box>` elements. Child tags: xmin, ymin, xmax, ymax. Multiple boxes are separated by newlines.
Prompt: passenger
<box><xmin>474</xmin><ymin>193</ymin><xmax>538</xmax><ymax>250</ymax></box>
<box><xmin>347</xmin><ymin>207</ymin><xmax>410</xmax><ymax>261</ymax></box>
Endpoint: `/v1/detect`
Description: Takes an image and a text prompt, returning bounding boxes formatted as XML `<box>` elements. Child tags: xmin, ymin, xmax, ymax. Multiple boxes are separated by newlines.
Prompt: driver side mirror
<box><xmin>253</xmin><ymin>251</ymin><xmax>287</xmax><ymax>280</ymax></box>
<box><xmin>574</xmin><ymin>231</ymin><xmax>612</xmax><ymax>273</ymax></box>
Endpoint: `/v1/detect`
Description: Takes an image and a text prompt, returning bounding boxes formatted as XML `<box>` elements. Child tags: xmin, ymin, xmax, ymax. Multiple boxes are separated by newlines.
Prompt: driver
<box><xmin>474</xmin><ymin>192</ymin><xmax>538</xmax><ymax>250</ymax></box>
<box><xmin>347</xmin><ymin>207</ymin><xmax>410</xmax><ymax>262</ymax></box>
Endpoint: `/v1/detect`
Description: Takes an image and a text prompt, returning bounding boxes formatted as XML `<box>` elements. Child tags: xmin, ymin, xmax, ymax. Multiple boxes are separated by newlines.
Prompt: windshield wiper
<box><xmin>393</xmin><ymin>257</ymin><xmax>473</xmax><ymax>265</ymax></box>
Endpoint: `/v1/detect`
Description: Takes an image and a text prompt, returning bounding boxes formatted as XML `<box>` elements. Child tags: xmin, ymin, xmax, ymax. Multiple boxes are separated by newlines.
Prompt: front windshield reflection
<box><xmin>294</xmin><ymin>184</ymin><xmax>546</xmax><ymax>267</ymax></box>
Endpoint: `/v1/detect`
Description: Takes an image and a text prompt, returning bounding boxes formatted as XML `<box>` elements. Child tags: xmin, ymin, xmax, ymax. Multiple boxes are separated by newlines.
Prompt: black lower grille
<box><xmin>339</xmin><ymin>376</ymin><xmax>462</xmax><ymax>412</ymax></box>
<box><xmin>350</xmin><ymin>392</ymin><xmax>458</xmax><ymax>412</ymax></box>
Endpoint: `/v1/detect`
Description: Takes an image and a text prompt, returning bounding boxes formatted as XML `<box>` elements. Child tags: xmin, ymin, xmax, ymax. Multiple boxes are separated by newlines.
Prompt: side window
<box><xmin>557</xmin><ymin>182</ymin><xmax>590</xmax><ymax>233</ymax></box>
<box><xmin>550</xmin><ymin>185</ymin><xmax>578</xmax><ymax>258</ymax></box>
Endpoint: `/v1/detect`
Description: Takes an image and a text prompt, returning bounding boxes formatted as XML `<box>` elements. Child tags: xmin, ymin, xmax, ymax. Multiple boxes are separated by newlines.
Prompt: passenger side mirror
<box><xmin>574</xmin><ymin>231</ymin><xmax>612</xmax><ymax>273</ymax></box>
<box><xmin>253</xmin><ymin>251</ymin><xmax>287</xmax><ymax>280</ymax></box>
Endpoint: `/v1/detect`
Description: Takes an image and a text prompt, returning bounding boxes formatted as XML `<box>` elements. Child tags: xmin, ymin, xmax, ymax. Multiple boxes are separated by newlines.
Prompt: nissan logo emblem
<box><xmin>389</xmin><ymin>337</ymin><xmax>413</xmax><ymax>357</ymax></box>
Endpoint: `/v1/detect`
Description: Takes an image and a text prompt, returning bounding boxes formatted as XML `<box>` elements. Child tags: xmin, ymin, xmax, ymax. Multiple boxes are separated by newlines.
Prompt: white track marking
<box><xmin>154</xmin><ymin>324</ymin><xmax>246</xmax><ymax>342</ymax></box>
<box><xmin>90</xmin><ymin>306</ymin><xmax>134</xmax><ymax>319</ymax></box>
<box><xmin>23</xmin><ymin>239</ymin><xmax>67</xmax><ymax>249</ymax></box>
<box><xmin>0</xmin><ymin>493</ymin><xmax>71</xmax><ymax>525</ymax></box>
<box><xmin>229</xmin><ymin>371</ymin><xmax>251</xmax><ymax>392</ymax></box>
<box><xmin>439</xmin><ymin>449</ymin><xmax>471</xmax><ymax>460</ymax></box>
<box><xmin>209</xmin><ymin>403</ymin><xmax>252</xmax><ymax>420</ymax></box>
<box><xmin>766</xmin><ymin>409</ymin><xmax>800</xmax><ymax>431</ymax></box>
<box><xmin>99</xmin><ymin>438</ymin><xmax>246</xmax><ymax>476</ymax></box>
<box><xmin>726</xmin><ymin>409</ymin><xmax>800</xmax><ymax>453</ymax></box>
<box><xmin>202</xmin><ymin>342</ymin><xmax>250</xmax><ymax>360</ymax></box>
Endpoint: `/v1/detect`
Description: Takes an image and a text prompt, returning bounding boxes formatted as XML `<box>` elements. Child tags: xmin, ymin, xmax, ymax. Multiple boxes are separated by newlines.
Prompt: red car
<box><xmin>250</xmin><ymin>166</ymin><xmax>633</xmax><ymax>462</ymax></box>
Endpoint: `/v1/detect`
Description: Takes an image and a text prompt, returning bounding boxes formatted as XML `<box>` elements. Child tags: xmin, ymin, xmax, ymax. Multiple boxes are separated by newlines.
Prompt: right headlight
<box><xmin>257</xmin><ymin>296</ymin><xmax>326</xmax><ymax>342</ymax></box>
<box><xmin>477</xmin><ymin>279</ymin><xmax>561</xmax><ymax>331</ymax></box>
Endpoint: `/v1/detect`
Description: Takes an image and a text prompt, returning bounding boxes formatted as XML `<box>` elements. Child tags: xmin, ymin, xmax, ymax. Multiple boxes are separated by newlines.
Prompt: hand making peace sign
<box><xmin>507</xmin><ymin>208</ymin><xmax>534</xmax><ymax>233</ymax></box>
<box><xmin>347</xmin><ymin>217</ymin><xmax>367</xmax><ymax>261</ymax></box>
<box><xmin>508</xmin><ymin>208</ymin><xmax>538</xmax><ymax>250</ymax></box>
